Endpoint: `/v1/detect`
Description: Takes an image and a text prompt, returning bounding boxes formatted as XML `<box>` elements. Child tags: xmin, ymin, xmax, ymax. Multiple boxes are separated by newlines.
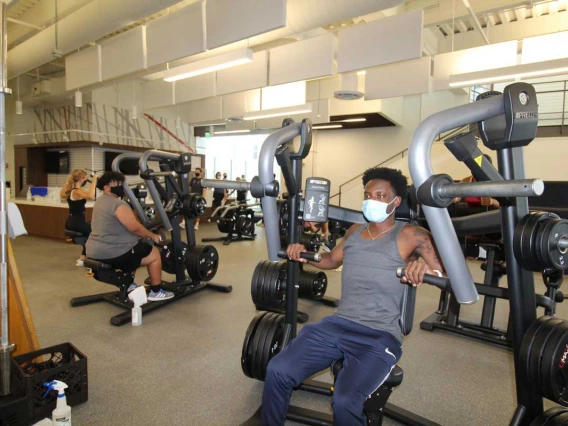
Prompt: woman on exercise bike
<box><xmin>60</xmin><ymin>169</ymin><xmax>98</xmax><ymax>267</ymax></box>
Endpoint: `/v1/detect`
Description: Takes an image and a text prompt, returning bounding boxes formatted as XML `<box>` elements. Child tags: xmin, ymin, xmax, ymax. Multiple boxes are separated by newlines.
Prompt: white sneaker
<box><xmin>147</xmin><ymin>289</ymin><xmax>175</xmax><ymax>302</ymax></box>
<box><xmin>194</xmin><ymin>223</ymin><xmax>199</xmax><ymax>230</ymax></box>
<box><xmin>334</xmin><ymin>265</ymin><xmax>343</xmax><ymax>272</ymax></box>
<box><xmin>179</xmin><ymin>222</ymin><xmax>186</xmax><ymax>229</ymax></box>
<box><xmin>76</xmin><ymin>259</ymin><xmax>84</xmax><ymax>267</ymax></box>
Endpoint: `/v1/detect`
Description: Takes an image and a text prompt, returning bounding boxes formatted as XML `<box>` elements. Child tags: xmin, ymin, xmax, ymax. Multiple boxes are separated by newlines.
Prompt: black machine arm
<box><xmin>111</xmin><ymin>152</ymin><xmax>147</xmax><ymax>224</ymax></box>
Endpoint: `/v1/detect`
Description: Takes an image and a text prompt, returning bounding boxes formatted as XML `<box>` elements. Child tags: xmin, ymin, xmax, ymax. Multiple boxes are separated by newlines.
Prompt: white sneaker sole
<box><xmin>147</xmin><ymin>293</ymin><xmax>175</xmax><ymax>302</ymax></box>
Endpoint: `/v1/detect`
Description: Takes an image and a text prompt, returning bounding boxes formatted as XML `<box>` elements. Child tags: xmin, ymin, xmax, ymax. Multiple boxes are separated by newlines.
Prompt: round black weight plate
<box><xmin>238</xmin><ymin>217</ymin><xmax>254</xmax><ymax>237</ymax></box>
<box><xmin>252</xmin><ymin>261</ymin><xmax>269</xmax><ymax>306</ymax></box>
<box><xmin>261</xmin><ymin>314</ymin><xmax>286</xmax><ymax>381</ymax></box>
<box><xmin>520</xmin><ymin>317</ymin><xmax>556</xmax><ymax>385</ymax></box>
<box><xmin>255</xmin><ymin>313</ymin><xmax>280</xmax><ymax>381</ymax></box>
<box><xmin>144</xmin><ymin>205</ymin><xmax>156</xmax><ymax>221</ymax></box>
<box><xmin>536</xmin><ymin>216</ymin><xmax>559</xmax><ymax>272</ymax></box>
<box><xmin>515</xmin><ymin>213</ymin><xmax>547</xmax><ymax>272</ymax></box>
<box><xmin>529</xmin><ymin>318</ymin><xmax>566</xmax><ymax>392</ymax></box>
<box><xmin>270</xmin><ymin>262</ymin><xmax>287</xmax><ymax>309</ymax></box>
<box><xmin>259</xmin><ymin>261</ymin><xmax>275</xmax><ymax>307</ymax></box>
<box><xmin>530</xmin><ymin>407</ymin><xmax>568</xmax><ymax>426</ymax></box>
<box><xmin>549</xmin><ymin>412</ymin><xmax>568</xmax><ymax>426</ymax></box>
<box><xmin>542</xmin><ymin>324</ymin><xmax>568</xmax><ymax>405</ymax></box>
<box><xmin>265</xmin><ymin>262</ymin><xmax>283</xmax><ymax>308</ymax></box>
<box><xmin>251</xmin><ymin>312</ymin><xmax>278</xmax><ymax>381</ymax></box>
<box><xmin>217</xmin><ymin>218</ymin><xmax>233</xmax><ymax>234</ymax></box>
<box><xmin>161</xmin><ymin>241</ymin><xmax>189</xmax><ymax>275</ymax></box>
<box><xmin>546</xmin><ymin>220</ymin><xmax>568</xmax><ymax>271</ymax></box>
<box><xmin>186</xmin><ymin>244</ymin><xmax>219</xmax><ymax>282</ymax></box>
<box><xmin>251</xmin><ymin>261</ymin><xmax>267</xmax><ymax>306</ymax></box>
<box><xmin>242</xmin><ymin>312</ymin><xmax>268</xmax><ymax>378</ymax></box>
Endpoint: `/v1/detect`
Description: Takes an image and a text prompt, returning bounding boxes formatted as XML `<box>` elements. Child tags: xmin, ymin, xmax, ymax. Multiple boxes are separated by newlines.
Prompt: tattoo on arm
<box><xmin>413</xmin><ymin>227</ymin><xmax>444</xmax><ymax>270</ymax></box>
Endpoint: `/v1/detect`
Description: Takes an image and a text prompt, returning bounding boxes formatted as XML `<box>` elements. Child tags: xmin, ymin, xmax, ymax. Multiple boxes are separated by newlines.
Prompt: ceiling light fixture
<box><xmin>357</xmin><ymin>71</ymin><xmax>366</xmax><ymax>75</ymax></box>
<box><xmin>449</xmin><ymin>57</ymin><xmax>568</xmax><ymax>87</ymax></box>
<box><xmin>337</xmin><ymin>118</ymin><xmax>366</xmax><ymax>123</ymax></box>
<box><xmin>214</xmin><ymin>129</ymin><xmax>251</xmax><ymax>135</ymax></box>
<box><xmin>313</xmin><ymin>124</ymin><xmax>342</xmax><ymax>130</ymax></box>
<box><xmin>163</xmin><ymin>48</ymin><xmax>253</xmax><ymax>83</ymax></box>
<box><xmin>242</xmin><ymin>103</ymin><xmax>313</xmax><ymax>121</ymax></box>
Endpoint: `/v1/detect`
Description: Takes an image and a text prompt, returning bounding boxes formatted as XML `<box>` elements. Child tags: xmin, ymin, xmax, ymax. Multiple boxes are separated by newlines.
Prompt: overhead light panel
<box><xmin>449</xmin><ymin>57</ymin><xmax>568</xmax><ymax>87</ymax></box>
<box><xmin>337</xmin><ymin>118</ymin><xmax>366</xmax><ymax>123</ymax></box>
<box><xmin>313</xmin><ymin>124</ymin><xmax>342</xmax><ymax>130</ymax></box>
<box><xmin>214</xmin><ymin>129</ymin><xmax>251</xmax><ymax>135</ymax></box>
<box><xmin>242</xmin><ymin>103</ymin><xmax>313</xmax><ymax>121</ymax></box>
<box><xmin>163</xmin><ymin>48</ymin><xmax>253</xmax><ymax>82</ymax></box>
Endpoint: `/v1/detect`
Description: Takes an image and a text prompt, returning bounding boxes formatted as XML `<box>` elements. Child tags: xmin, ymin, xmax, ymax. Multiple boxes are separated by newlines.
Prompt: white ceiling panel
<box><xmin>142</xmin><ymin>79</ymin><xmax>174</xmax><ymax>110</ymax></box>
<box><xmin>175</xmin><ymin>73</ymin><xmax>216</xmax><ymax>103</ymax></box>
<box><xmin>216</xmin><ymin>51</ymin><xmax>268</xmax><ymax>95</ymax></box>
<box><xmin>206</xmin><ymin>0</ymin><xmax>286</xmax><ymax>50</ymax></box>
<box><xmin>65</xmin><ymin>45</ymin><xmax>102</xmax><ymax>91</ymax></box>
<box><xmin>337</xmin><ymin>10</ymin><xmax>424</xmax><ymax>73</ymax></box>
<box><xmin>433</xmin><ymin>40</ymin><xmax>517</xmax><ymax>91</ymax></box>
<box><xmin>102</xmin><ymin>26</ymin><xmax>147</xmax><ymax>80</ymax></box>
<box><xmin>270</xmin><ymin>34</ymin><xmax>335</xmax><ymax>85</ymax></box>
<box><xmin>146</xmin><ymin>2</ymin><xmax>206</xmax><ymax>68</ymax></box>
<box><xmin>365</xmin><ymin>57</ymin><xmax>431</xmax><ymax>100</ymax></box>
<box><xmin>222</xmin><ymin>90</ymin><xmax>261</xmax><ymax>119</ymax></box>
<box><xmin>180</xmin><ymin>97</ymin><xmax>223</xmax><ymax>123</ymax></box>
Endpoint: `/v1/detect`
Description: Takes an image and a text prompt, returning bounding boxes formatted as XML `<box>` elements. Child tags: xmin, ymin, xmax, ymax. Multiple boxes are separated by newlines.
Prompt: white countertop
<box><xmin>12</xmin><ymin>198</ymin><xmax>95</xmax><ymax>208</ymax></box>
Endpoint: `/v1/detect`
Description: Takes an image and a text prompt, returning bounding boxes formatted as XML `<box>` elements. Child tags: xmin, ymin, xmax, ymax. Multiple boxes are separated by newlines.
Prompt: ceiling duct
<box><xmin>334</xmin><ymin>72</ymin><xmax>363</xmax><ymax>100</ymax></box>
<box><xmin>8</xmin><ymin>0</ymin><xmax>188</xmax><ymax>77</ymax></box>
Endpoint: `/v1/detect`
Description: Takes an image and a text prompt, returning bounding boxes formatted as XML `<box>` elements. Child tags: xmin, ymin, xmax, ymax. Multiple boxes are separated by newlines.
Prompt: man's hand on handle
<box><xmin>286</xmin><ymin>243</ymin><xmax>308</xmax><ymax>263</ymax></box>
<box><xmin>400</xmin><ymin>260</ymin><xmax>433</xmax><ymax>287</ymax></box>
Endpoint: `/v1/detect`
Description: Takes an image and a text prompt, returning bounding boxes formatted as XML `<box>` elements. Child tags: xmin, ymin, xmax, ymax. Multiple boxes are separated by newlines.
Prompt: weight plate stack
<box><xmin>160</xmin><ymin>241</ymin><xmax>189</xmax><ymax>275</ymax></box>
<box><xmin>241</xmin><ymin>311</ymin><xmax>285</xmax><ymax>381</ymax></box>
<box><xmin>251</xmin><ymin>261</ymin><xmax>287</xmax><ymax>309</ymax></box>
<box><xmin>520</xmin><ymin>315</ymin><xmax>568</xmax><ymax>406</ymax></box>
<box><xmin>217</xmin><ymin>217</ymin><xmax>234</xmax><ymax>234</ymax></box>
<box><xmin>530</xmin><ymin>407</ymin><xmax>568</xmax><ymax>426</ymax></box>
<box><xmin>298</xmin><ymin>269</ymin><xmax>328</xmax><ymax>300</ymax></box>
<box><xmin>236</xmin><ymin>216</ymin><xmax>255</xmax><ymax>237</ymax></box>
<box><xmin>186</xmin><ymin>244</ymin><xmax>219</xmax><ymax>282</ymax></box>
<box><xmin>299</xmin><ymin>232</ymin><xmax>323</xmax><ymax>252</ymax></box>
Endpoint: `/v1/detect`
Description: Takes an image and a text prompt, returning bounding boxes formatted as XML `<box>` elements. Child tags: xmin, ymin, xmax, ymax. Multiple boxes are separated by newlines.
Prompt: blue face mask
<box><xmin>362</xmin><ymin>198</ymin><xmax>396</xmax><ymax>223</ymax></box>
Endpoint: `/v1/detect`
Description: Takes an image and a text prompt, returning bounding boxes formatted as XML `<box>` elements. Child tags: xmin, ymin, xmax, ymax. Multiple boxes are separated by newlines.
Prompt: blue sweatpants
<box><xmin>262</xmin><ymin>315</ymin><xmax>402</xmax><ymax>426</ymax></box>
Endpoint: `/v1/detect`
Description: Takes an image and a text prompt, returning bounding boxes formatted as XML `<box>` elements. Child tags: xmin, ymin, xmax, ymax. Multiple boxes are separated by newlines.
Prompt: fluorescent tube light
<box><xmin>242</xmin><ymin>103</ymin><xmax>313</xmax><ymax>121</ymax></box>
<box><xmin>163</xmin><ymin>48</ymin><xmax>253</xmax><ymax>82</ymax></box>
<box><xmin>357</xmin><ymin>71</ymin><xmax>366</xmax><ymax>75</ymax></box>
<box><xmin>337</xmin><ymin>118</ymin><xmax>366</xmax><ymax>123</ymax></box>
<box><xmin>313</xmin><ymin>124</ymin><xmax>342</xmax><ymax>130</ymax></box>
<box><xmin>214</xmin><ymin>129</ymin><xmax>251</xmax><ymax>135</ymax></box>
<box><xmin>449</xmin><ymin>57</ymin><xmax>568</xmax><ymax>87</ymax></box>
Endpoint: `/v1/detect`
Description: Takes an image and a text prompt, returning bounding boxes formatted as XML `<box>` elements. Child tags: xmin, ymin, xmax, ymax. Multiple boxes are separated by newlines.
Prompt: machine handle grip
<box><xmin>278</xmin><ymin>249</ymin><xmax>321</xmax><ymax>262</ymax></box>
<box><xmin>396</xmin><ymin>267</ymin><xmax>450</xmax><ymax>290</ymax></box>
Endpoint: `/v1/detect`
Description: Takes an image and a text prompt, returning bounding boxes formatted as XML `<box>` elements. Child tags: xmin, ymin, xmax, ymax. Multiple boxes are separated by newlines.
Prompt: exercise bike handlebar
<box><xmin>112</xmin><ymin>152</ymin><xmax>147</xmax><ymax>225</ymax></box>
<box><xmin>201</xmin><ymin>179</ymin><xmax>251</xmax><ymax>192</ymax></box>
<box><xmin>277</xmin><ymin>249</ymin><xmax>321</xmax><ymax>263</ymax></box>
<box><xmin>408</xmin><ymin>94</ymin><xmax>509</xmax><ymax>305</ymax></box>
<box><xmin>439</xmin><ymin>179</ymin><xmax>544</xmax><ymax>199</ymax></box>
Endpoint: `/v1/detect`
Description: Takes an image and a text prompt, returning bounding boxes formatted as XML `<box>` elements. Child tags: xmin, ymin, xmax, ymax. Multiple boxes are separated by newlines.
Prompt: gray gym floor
<box><xmin>11</xmin><ymin>223</ymin><xmax>564</xmax><ymax>426</ymax></box>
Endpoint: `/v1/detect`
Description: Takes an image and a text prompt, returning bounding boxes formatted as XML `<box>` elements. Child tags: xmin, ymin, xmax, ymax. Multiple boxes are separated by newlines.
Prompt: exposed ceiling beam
<box><xmin>7</xmin><ymin>17</ymin><xmax>43</xmax><ymax>30</ymax></box>
<box><xmin>514</xmin><ymin>7</ymin><xmax>527</xmax><ymax>21</ymax></box>
<box><xmin>456</xmin><ymin>19</ymin><xmax>469</xmax><ymax>33</ymax></box>
<box><xmin>463</xmin><ymin>0</ymin><xmax>490</xmax><ymax>44</ymax></box>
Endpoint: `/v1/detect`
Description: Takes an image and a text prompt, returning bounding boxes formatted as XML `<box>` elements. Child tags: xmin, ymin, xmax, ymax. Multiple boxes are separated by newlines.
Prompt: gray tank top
<box><xmin>86</xmin><ymin>194</ymin><xmax>139</xmax><ymax>259</ymax></box>
<box><xmin>335</xmin><ymin>221</ymin><xmax>407</xmax><ymax>342</ymax></box>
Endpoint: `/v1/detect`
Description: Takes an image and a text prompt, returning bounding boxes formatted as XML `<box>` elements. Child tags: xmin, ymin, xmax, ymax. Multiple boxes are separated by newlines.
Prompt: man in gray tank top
<box><xmin>263</xmin><ymin>167</ymin><xmax>445</xmax><ymax>426</ymax></box>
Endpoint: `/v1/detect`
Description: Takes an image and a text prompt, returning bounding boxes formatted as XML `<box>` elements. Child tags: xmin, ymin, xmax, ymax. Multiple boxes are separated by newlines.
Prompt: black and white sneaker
<box><xmin>147</xmin><ymin>289</ymin><xmax>175</xmax><ymax>302</ymax></box>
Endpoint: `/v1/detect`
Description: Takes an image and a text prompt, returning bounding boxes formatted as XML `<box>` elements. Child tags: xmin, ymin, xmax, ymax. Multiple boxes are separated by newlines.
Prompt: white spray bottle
<box><xmin>44</xmin><ymin>380</ymin><xmax>71</xmax><ymax>426</ymax></box>
<box><xmin>128</xmin><ymin>286</ymin><xmax>147</xmax><ymax>326</ymax></box>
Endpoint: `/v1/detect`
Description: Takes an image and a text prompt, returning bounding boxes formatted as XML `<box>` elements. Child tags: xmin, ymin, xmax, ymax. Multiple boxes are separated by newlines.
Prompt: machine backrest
<box><xmin>395</xmin><ymin>191</ymin><xmax>419</xmax><ymax>336</ymax></box>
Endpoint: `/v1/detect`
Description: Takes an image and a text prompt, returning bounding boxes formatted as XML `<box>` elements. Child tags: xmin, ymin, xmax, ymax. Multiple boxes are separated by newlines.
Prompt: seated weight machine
<box><xmin>202</xmin><ymin>201</ymin><xmax>262</xmax><ymax>245</ymax></box>
<box><xmin>70</xmin><ymin>151</ymin><xmax>232</xmax><ymax>326</ymax></box>
<box><xmin>201</xmin><ymin>118</ymin><xmax>439</xmax><ymax>426</ymax></box>
<box><xmin>407</xmin><ymin>82</ymin><xmax>568</xmax><ymax>425</ymax></box>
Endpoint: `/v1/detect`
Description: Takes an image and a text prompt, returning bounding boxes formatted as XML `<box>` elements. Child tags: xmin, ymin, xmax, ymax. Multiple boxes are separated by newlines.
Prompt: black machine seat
<box><xmin>332</xmin><ymin>360</ymin><xmax>404</xmax><ymax>388</ymax></box>
<box><xmin>65</xmin><ymin>230</ymin><xmax>85</xmax><ymax>238</ymax></box>
<box><xmin>83</xmin><ymin>258</ymin><xmax>134</xmax><ymax>287</ymax></box>
<box><xmin>65</xmin><ymin>229</ymin><xmax>87</xmax><ymax>246</ymax></box>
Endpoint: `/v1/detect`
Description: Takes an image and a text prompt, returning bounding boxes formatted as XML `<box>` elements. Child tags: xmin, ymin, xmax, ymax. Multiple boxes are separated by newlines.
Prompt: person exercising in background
<box><xmin>208</xmin><ymin>172</ymin><xmax>227</xmax><ymax>222</ymax></box>
<box><xmin>86</xmin><ymin>171</ymin><xmax>174</xmax><ymax>302</ymax></box>
<box><xmin>184</xmin><ymin>167</ymin><xmax>206</xmax><ymax>231</ymax></box>
<box><xmin>61</xmin><ymin>169</ymin><xmax>98</xmax><ymax>267</ymax></box>
<box><xmin>453</xmin><ymin>154</ymin><xmax>500</xmax><ymax>210</ymax></box>
<box><xmin>262</xmin><ymin>167</ymin><xmax>445</xmax><ymax>426</ymax></box>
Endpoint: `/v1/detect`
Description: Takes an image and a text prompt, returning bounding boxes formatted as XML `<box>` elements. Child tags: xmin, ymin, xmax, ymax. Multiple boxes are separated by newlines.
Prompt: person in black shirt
<box><xmin>208</xmin><ymin>171</ymin><xmax>227</xmax><ymax>222</ymax></box>
<box><xmin>236</xmin><ymin>177</ymin><xmax>247</xmax><ymax>204</ymax></box>
<box><xmin>188</xmin><ymin>167</ymin><xmax>206</xmax><ymax>230</ymax></box>
<box><xmin>60</xmin><ymin>169</ymin><xmax>98</xmax><ymax>266</ymax></box>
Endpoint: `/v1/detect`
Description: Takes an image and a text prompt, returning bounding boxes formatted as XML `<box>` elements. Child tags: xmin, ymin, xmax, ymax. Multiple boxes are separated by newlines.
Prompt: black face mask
<box><xmin>110</xmin><ymin>186</ymin><xmax>125</xmax><ymax>198</ymax></box>
<box><xmin>81</xmin><ymin>181</ymin><xmax>87</xmax><ymax>187</ymax></box>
